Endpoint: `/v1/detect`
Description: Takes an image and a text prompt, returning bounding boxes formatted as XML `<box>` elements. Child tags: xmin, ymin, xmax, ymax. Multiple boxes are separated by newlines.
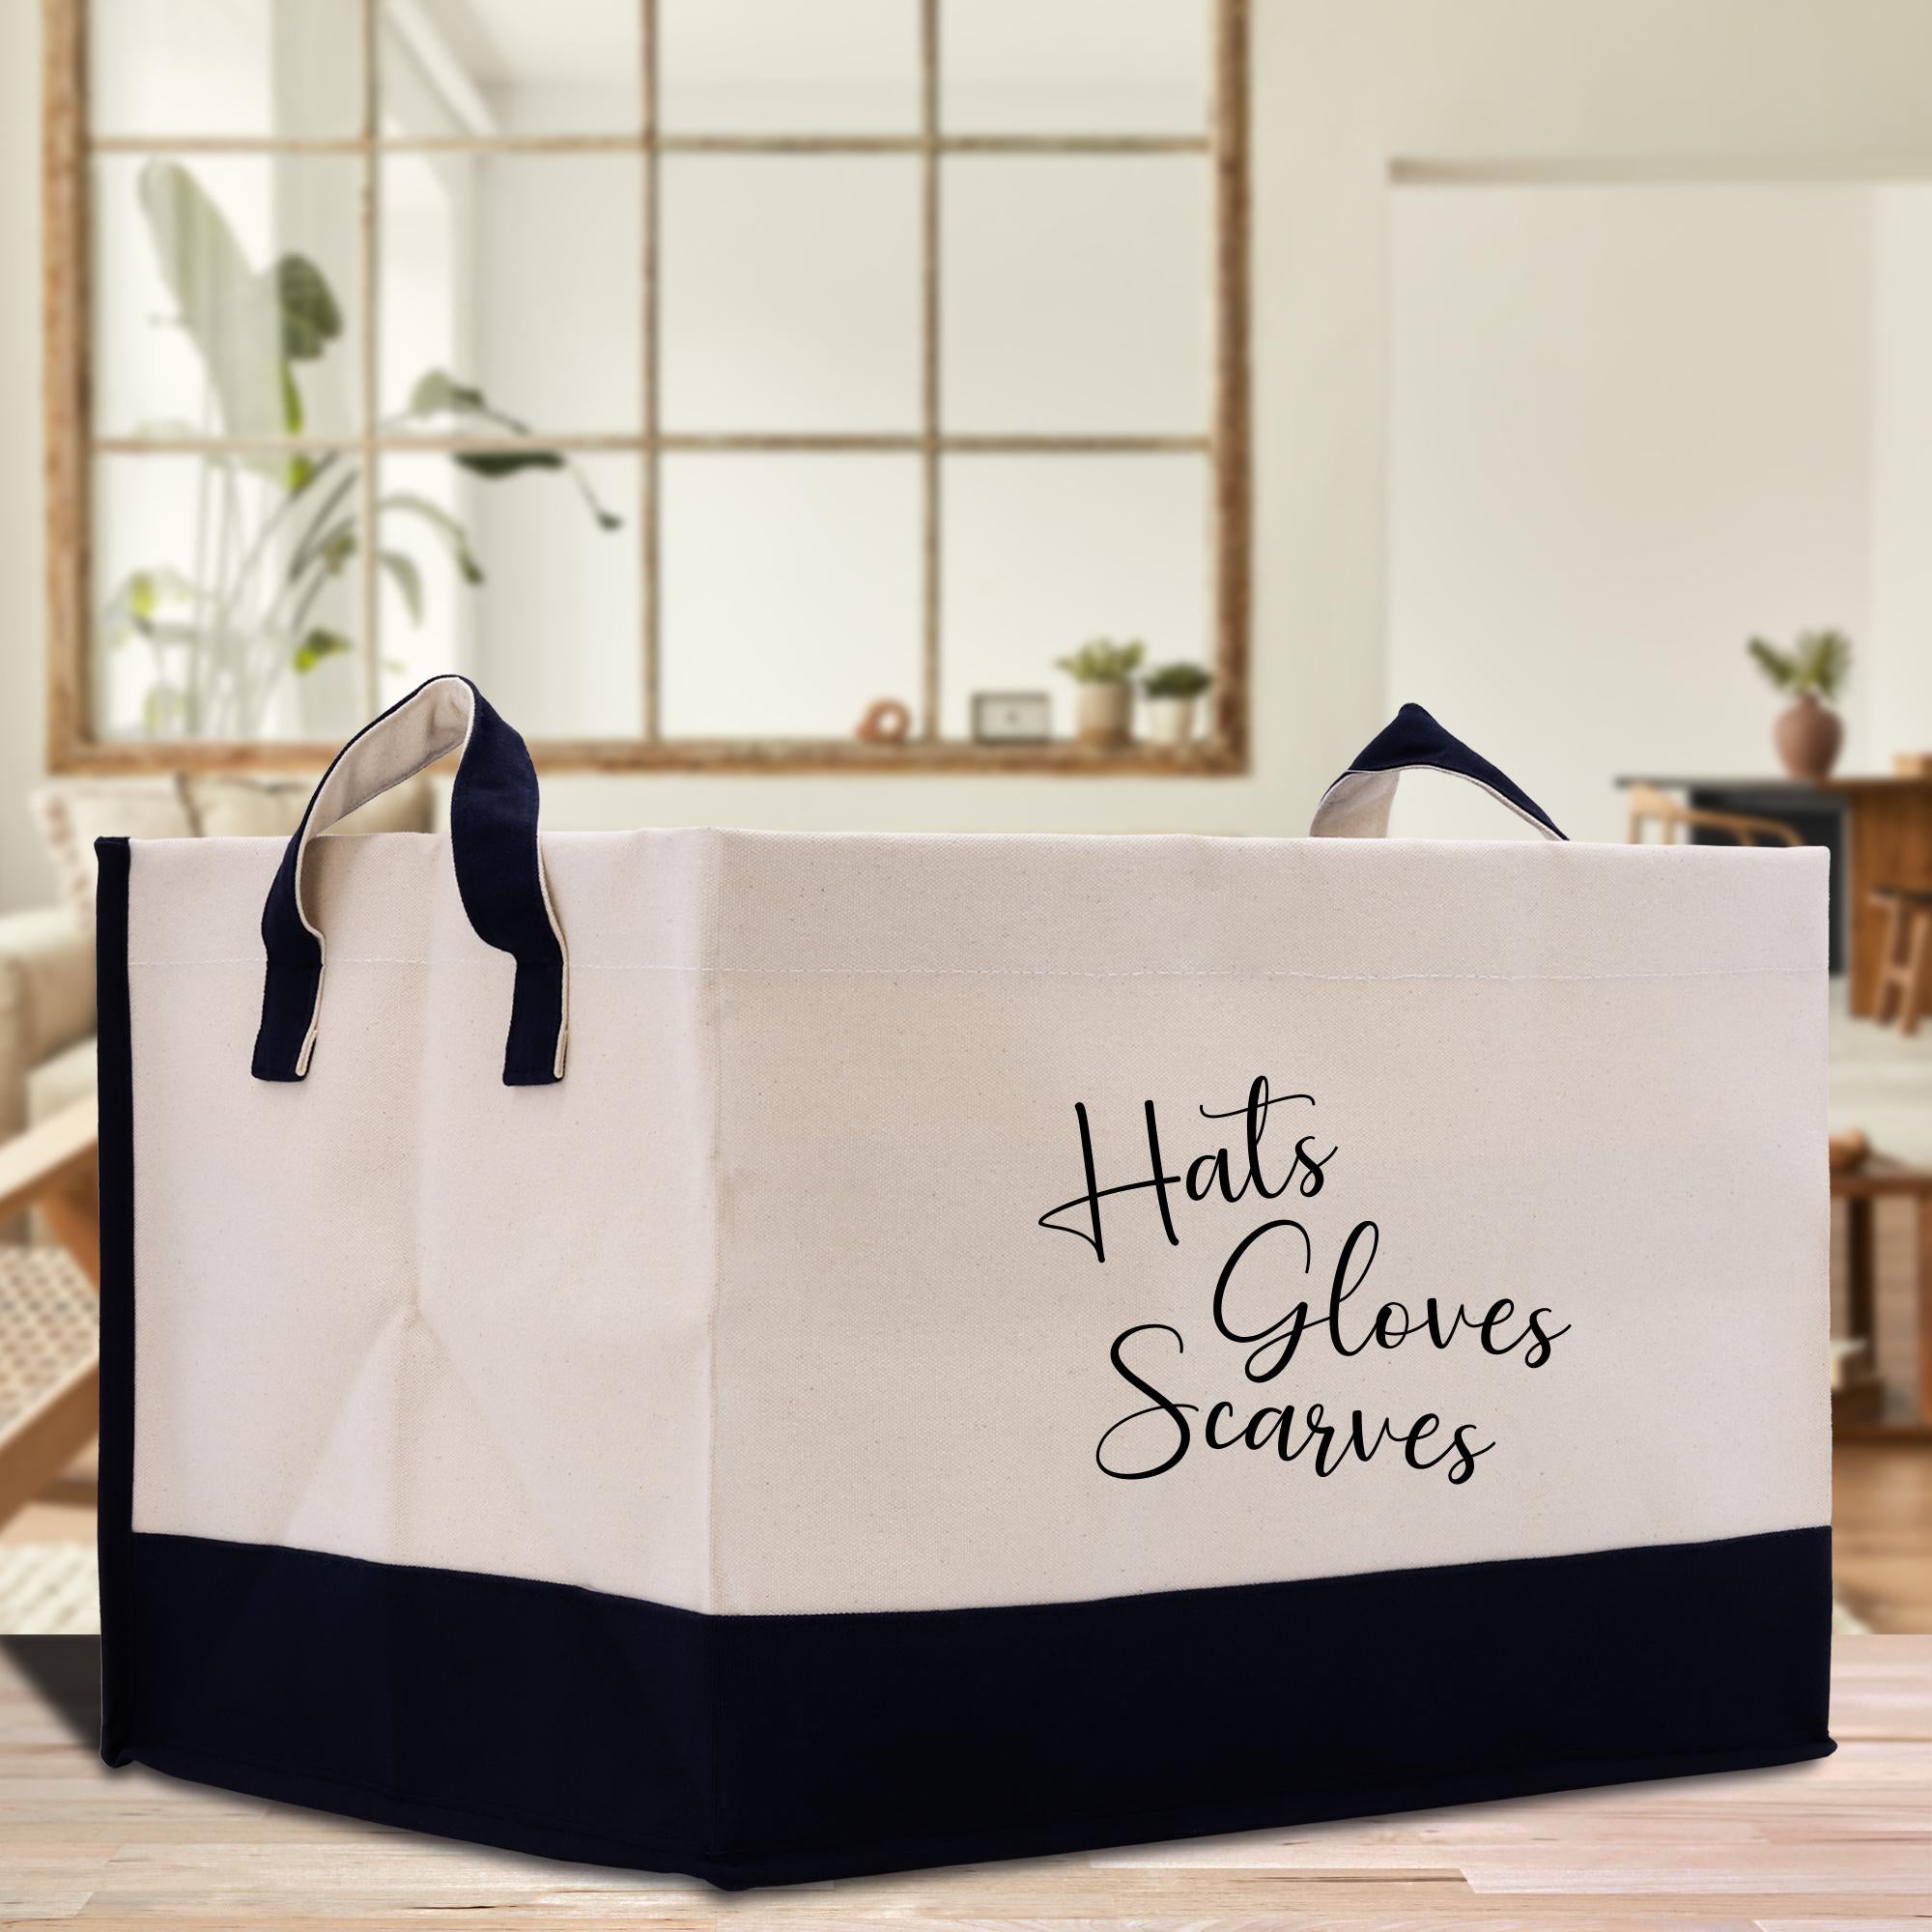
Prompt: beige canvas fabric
<box><xmin>184</xmin><ymin>773</ymin><xmax>432</xmax><ymax>841</ymax></box>
<box><xmin>123</xmin><ymin>827</ymin><xmax>1829</xmax><ymax>1617</ymax></box>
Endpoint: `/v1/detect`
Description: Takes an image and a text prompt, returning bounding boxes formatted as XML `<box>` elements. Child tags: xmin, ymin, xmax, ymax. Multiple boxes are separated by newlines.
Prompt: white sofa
<box><xmin>0</xmin><ymin>905</ymin><xmax>96</xmax><ymax>1146</ymax></box>
<box><xmin>1</xmin><ymin>773</ymin><xmax>436</xmax><ymax>1221</ymax></box>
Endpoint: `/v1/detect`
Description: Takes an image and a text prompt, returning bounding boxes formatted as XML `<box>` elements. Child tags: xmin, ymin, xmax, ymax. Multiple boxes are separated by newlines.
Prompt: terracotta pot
<box><xmin>1773</xmin><ymin>693</ymin><xmax>1843</xmax><ymax>781</ymax></box>
<box><xmin>1074</xmin><ymin>681</ymin><xmax>1133</xmax><ymax>748</ymax></box>
<box><xmin>1144</xmin><ymin>694</ymin><xmax>1198</xmax><ymax>746</ymax></box>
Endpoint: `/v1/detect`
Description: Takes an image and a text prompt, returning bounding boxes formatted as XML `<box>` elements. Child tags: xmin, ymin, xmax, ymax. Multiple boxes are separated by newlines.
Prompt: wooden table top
<box><xmin>1833</xmin><ymin>1152</ymin><xmax>1932</xmax><ymax>1198</ymax></box>
<box><xmin>0</xmin><ymin>1634</ymin><xmax>1924</xmax><ymax>1929</ymax></box>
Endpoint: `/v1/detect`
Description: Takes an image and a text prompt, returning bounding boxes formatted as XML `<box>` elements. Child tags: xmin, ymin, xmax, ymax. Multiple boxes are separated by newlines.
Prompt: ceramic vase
<box><xmin>1145</xmin><ymin>695</ymin><xmax>1198</xmax><ymax>746</ymax></box>
<box><xmin>1774</xmin><ymin>693</ymin><xmax>1843</xmax><ymax>781</ymax></box>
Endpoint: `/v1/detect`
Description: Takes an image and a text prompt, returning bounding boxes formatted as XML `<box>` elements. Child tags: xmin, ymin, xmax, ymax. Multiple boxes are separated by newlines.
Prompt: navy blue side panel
<box><xmin>112</xmin><ymin>1526</ymin><xmax>1833</xmax><ymax>1890</ymax></box>
<box><xmin>92</xmin><ymin>837</ymin><xmax>137</xmax><ymax>1766</ymax></box>
<box><xmin>1338</xmin><ymin>702</ymin><xmax>1568</xmax><ymax>838</ymax></box>
<box><xmin>251</xmin><ymin>676</ymin><xmax>563</xmax><ymax>1087</ymax></box>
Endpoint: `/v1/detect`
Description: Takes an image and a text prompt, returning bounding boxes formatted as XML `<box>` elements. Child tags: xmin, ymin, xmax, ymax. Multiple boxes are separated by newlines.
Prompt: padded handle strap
<box><xmin>252</xmin><ymin>675</ymin><xmax>568</xmax><ymax>1086</ymax></box>
<box><xmin>1310</xmin><ymin>702</ymin><xmax>1567</xmax><ymax>842</ymax></box>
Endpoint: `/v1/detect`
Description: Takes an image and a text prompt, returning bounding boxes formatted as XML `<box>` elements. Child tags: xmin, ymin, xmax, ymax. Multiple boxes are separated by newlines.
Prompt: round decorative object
<box><xmin>856</xmin><ymin>698</ymin><xmax>912</xmax><ymax>744</ymax></box>
<box><xmin>1828</xmin><ymin>1128</ymin><xmax>1869</xmax><ymax>1173</ymax></box>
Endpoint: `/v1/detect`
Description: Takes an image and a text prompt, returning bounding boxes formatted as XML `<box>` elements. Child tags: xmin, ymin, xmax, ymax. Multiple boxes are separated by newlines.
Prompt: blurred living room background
<box><xmin>0</xmin><ymin>0</ymin><xmax>1928</xmax><ymax>1633</ymax></box>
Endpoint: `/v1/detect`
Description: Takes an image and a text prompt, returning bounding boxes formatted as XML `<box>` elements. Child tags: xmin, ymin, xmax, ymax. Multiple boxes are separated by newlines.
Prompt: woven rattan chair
<box><xmin>0</xmin><ymin>1103</ymin><xmax>99</xmax><ymax>1529</ymax></box>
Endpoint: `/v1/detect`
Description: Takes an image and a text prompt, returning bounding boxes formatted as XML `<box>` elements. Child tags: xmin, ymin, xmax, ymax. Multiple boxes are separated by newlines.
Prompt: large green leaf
<box><xmin>379</xmin><ymin>550</ymin><xmax>424</xmax><ymax>623</ymax></box>
<box><xmin>124</xmin><ymin>565</ymin><xmax>199</xmax><ymax>623</ymax></box>
<box><xmin>100</xmin><ymin>565</ymin><xmax>203</xmax><ymax>647</ymax></box>
<box><xmin>409</xmin><ymin>369</ymin><xmax>489</xmax><ymax>417</ymax></box>
<box><xmin>452</xmin><ymin>448</ymin><xmax>565</xmax><ymax>479</ymax></box>
<box><xmin>272</xmin><ymin>254</ymin><xmax>343</xmax><ymax>361</ymax></box>
<box><xmin>454</xmin><ymin>445</ymin><xmax>621</xmax><ymax>529</ymax></box>
<box><xmin>403</xmin><ymin>366</ymin><xmax>620</xmax><ymax>527</ymax></box>
<box><xmin>136</xmin><ymin>161</ymin><xmax>346</xmax><ymax>447</ymax></box>
<box><xmin>293</xmin><ymin>628</ymin><xmax>354</xmax><ymax>674</ymax></box>
<box><xmin>138</xmin><ymin>160</ymin><xmax>285</xmax><ymax>440</ymax></box>
<box><xmin>378</xmin><ymin>491</ymin><xmax>485</xmax><ymax>585</ymax></box>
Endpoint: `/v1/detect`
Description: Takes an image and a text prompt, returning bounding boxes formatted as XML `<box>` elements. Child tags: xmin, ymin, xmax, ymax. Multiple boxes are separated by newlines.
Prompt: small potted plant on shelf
<box><xmin>1747</xmin><ymin>629</ymin><xmax>1852</xmax><ymax>781</ymax></box>
<box><xmin>1056</xmin><ymin>639</ymin><xmax>1145</xmax><ymax>748</ymax></box>
<box><xmin>1141</xmin><ymin>662</ymin><xmax>1213</xmax><ymax>747</ymax></box>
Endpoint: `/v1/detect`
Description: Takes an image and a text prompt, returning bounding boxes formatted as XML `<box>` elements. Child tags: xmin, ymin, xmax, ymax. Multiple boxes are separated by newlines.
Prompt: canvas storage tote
<box><xmin>95</xmin><ymin>676</ymin><xmax>1833</xmax><ymax>1888</ymax></box>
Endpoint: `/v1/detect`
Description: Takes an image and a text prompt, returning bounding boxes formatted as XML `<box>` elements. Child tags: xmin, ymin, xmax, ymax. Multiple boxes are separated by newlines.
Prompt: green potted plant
<box><xmin>1055</xmin><ymin>639</ymin><xmax>1145</xmax><ymax>747</ymax></box>
<box><xmin>103</xmin><ymin>160</ymin><xmax>619</xmax><ymax>741</ymax></box>
<box><xmin>1141</xmin><ymin>662</ymin><xmax>1213</xmax><ymax>746</ymax></box>
<box><xmin>1747</xmin><ymin>630</ymin><xmax>1851</xmax><ymax>781</ymax></box>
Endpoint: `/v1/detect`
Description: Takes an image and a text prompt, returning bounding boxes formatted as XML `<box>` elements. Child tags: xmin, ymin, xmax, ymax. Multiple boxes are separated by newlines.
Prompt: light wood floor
<box><xmin>1833</xmin><ymin>1440</ymin><xmax>1932</xmax><ymax>1632</ymax></box>
<box><xmin>0</xmin><ymin>1636</ymin><xmax>1922</xmax><ymax>1929</ymax></box>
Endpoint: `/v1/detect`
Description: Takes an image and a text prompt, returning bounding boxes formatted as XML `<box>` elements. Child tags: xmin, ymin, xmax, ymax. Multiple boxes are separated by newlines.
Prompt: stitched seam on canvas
<box><xmin>126</xmin><ymin>958</ymin><xmax>1819</xmax><ymax>982</ymax></box>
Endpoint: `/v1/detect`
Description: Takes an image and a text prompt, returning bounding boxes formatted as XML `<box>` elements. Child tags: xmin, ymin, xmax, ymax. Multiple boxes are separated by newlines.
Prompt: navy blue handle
<box><xmin>1311</xmin><ymin>702</ymin><xmax>1567</xmax><ymax>841</ymax></box>
<box><xmin>252</xmin><ymin>675</ymin><xmax>568</xmax><ymax>1087</ymax></box>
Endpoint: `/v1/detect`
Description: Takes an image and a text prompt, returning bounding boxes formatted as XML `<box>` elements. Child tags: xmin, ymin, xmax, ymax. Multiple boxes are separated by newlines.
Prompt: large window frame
<box><xmin>43</xmin><ymin>0</ymin><xmax>1250</xmax><ymax>774</ymax></box>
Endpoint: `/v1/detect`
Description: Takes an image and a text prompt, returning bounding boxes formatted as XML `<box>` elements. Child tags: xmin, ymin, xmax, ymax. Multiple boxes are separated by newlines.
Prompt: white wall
<box><xmin>1869</xmin><ymin>184</ymin><xmax>1932</xmax><ymax>768</ymax></box>
<box><xmin>13</xmin><ymin>2</ymin><xmax>1932</xmax><ymax>905</ymax></box>
<box><xmin>1262</xmin><ymin>0</ymin><xmax>1932</xmax><ymax>854</ymax></box>
<box><xmin>1388</xmin><ymin>185</ymin><xmax>1878</xmax><ymax>844</ymax></box>
<box><xmin>0</xmin><ymin>1</ymin><xmax>49</xmax><ymax>911</ymax></box>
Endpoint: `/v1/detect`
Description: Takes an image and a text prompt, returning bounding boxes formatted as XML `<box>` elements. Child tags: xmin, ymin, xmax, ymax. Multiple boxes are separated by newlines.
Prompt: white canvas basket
<box><xmin>94</xmin><ymin>678</ymin><xmax>1833</xmax><ymax>1887</ymax></box>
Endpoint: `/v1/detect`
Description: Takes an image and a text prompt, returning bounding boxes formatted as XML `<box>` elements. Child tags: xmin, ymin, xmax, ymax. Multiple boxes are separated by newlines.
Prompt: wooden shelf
<box><xmin>53</xmin><ymin>737</ymin><xmax>1249</xmax><ymax>779</ymax></box>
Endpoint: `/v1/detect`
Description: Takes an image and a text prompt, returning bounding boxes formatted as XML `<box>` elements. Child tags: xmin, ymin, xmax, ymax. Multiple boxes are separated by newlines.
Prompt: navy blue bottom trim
<box><xmin>107</xmin><ymin>1526</ymin><xmax>1833</xmax><ymax>1889</ymax></box>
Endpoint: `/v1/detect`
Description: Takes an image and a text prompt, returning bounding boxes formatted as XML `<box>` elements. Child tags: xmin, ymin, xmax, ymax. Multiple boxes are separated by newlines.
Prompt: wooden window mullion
<box><xmin>640</xmin><ymin>0</ymin><xmax>662</xmax><ymax>741</ymax></box>
<box><xmin>355</xmin><ymin>0</ymin><xmax>380</xmax><ymax>716</ymax></box>
<box><xmin>919</xmin><ymin>0</ymin><xmax>941</xmax><ymax>741</ymax></box>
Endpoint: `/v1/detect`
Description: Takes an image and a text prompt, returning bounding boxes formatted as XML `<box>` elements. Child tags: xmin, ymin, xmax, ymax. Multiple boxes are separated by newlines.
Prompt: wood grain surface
<box><xmin>0</xmin><ymin>1635</ymin><xmax>1923</xmax><ymax>1929</ymax></box>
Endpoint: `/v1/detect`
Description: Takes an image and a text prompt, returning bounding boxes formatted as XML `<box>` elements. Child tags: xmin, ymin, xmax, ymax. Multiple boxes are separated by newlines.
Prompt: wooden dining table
<box><xmin>1618</xmin><ymin>773</ymin><xmax>1932</xmax><ymax>1012</ymax></box>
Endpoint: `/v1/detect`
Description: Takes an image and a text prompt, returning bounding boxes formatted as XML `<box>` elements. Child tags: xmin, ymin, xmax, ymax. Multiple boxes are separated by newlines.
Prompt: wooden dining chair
<box><xmin>1871</xmin><ymin>886</ymin><xmax>1932</xmax><ymax>1037</ymax></box>
<box><xmin>1624</xmin><ymin>781</ymin><xmax>1804</xmax><ymax>849</ymax></box>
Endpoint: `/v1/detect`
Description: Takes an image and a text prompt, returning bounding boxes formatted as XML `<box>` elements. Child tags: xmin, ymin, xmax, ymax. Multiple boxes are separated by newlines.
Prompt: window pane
<box><xmin>90</xmin><ymin>0</ymin><xmax>361</xmax><ymax>137</ymax></box>
<box><xmin>376</xmin><ymin>453</ymin><xmax>640</xmax><ymax>735</ymax></box>
<box><xmin>378</xmin><ymin>0</ymin><xmax>640</xmax><ymax>140</ymax></box>
<box><xmin>92</xmin><ymin>451</ymin><xmax>367</xmax><ymax>742</ymax></box>
<box><xmin>94</xmin><ymin>155</ymin><xmax>363</xmax><ymax>440</ymax></box>
<box><xmin>662</xmin><ymin>157</ymin><xmax>921</xmax><ymax>434</ymax></box>
<box><xmin>380</xmin><ymin>153</ymin><xmax>641</xmax><ymax>435</ymax></box>
<box><xmin>941</xmin><ymin>455</ymin><xmax>1208</xmax><ymax>740</ymax></box>
<box><xmin>942</xmin><ymin>0</ymin><xmax>1210</xmax><ymax>135</ymax></box>
<box><xmin>943</xmin><ymin>156</ymin><xmax>1209</xmax><ymax>434</ymax></box>
<box><xmin>662</xmin><ymin>456</ymin><xmax>919</xmax><ymax>738</ymax></box>
<box><xmin>661</xmin><ymin>0</ymin><xmax>919</xmax><ymax>135</ymax></box>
